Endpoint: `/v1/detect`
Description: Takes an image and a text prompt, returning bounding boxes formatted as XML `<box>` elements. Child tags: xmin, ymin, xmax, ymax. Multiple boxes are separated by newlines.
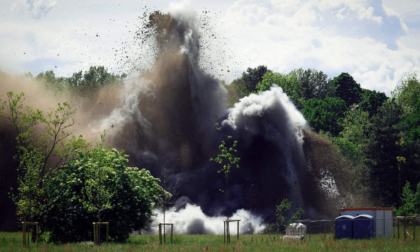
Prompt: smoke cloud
<box><xmin>0</xmin><ymin>5</ymin><xmax>367</xmax><ymax>233</ymax></box>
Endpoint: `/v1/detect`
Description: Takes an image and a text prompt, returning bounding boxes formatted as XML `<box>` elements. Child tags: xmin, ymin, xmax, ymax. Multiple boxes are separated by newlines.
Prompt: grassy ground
<box><xmin>1</xmin><ymin>232</ymin><xmax>420</xmax><ymax>251</ymax></box>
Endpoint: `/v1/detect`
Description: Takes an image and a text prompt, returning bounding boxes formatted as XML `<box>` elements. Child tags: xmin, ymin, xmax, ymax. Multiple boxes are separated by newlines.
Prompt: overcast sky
<box><xmin>1</xmin><ymin>0</ymin><xmax>420</xmax><ymax>95</ymax></box>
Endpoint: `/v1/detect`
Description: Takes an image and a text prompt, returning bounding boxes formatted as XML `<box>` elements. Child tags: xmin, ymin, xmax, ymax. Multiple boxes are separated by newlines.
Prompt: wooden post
<box><xmin>36</xmin><ymin>223</ymin><xmax>39</xmax><ymax>247</ymax></box>
<box><xmin>106</xmin><ymin>223</ymin><xmax>109</xmax><ymax>245</ymax></box>
<box><xmin>170</xmin><ymin>224</ymin><xmax>173</xmax><ymax>244</ymax></box>
<box><xmin>93</xmin><ymin>222</ymin><xmax>109</xmax><ymax>245</ymax></box>
<box><xmin>237</xmin><ymin>221</ymin><xmax>239</xmax><ymax>241</ymax></box>
<box><xmin>223</xmin><ymin>220</ymin><xmax>240</xmax><ymax>243</ymax></box>
<box><xmin>224</xmin><ymin>222</ymin><xmax>226</xmax><ymax>243</ymax></box>
<box><xmin>93</xmin><ymin>223</ymin><xmax>96</xmax><ymax>245</ymax></box>
<box><xmin>22</xmin><ymin>222</ymin><xmax>39</xmax><ymax>247</ymax></box>
<box><xmin>413</xmin><ymin>217</ymin><xmax>416</xmax><ymax>241</ymax></box>
<box><xmin>398</xmin><ymin>218</ymin><xmax>400</xmax><ymax>241</ymax></box>
<box><xmin>159</xmin><ymin>224</ymin><xmax>162</xmax><ymax>244</ymax></box>
<box><xmin>22</xmin><ymin>224</ymin><xmax>26</xmax><ymax>247</ymax></box>
<box><xmin>404</xmin><ymin>218</ymin><xmax>406</xmax><ymax>241</ymax></box>
<box><xmin>158</xmin><ymin>223</ymin><xmax>173</xmax><ymax>244</ymax></box>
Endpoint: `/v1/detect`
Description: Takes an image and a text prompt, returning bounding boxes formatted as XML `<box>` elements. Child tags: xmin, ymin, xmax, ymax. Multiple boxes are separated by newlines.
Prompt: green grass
<box><xmin>1</xmin><ymin>232</ymin><xmax>420</xmax><ymax>251</ymax></box>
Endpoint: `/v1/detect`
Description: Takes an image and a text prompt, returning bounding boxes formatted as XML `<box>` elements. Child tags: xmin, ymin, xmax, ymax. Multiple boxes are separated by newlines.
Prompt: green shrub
<box><xmin>43</xmin><ymin>146</ymin><xmax>165</xmax><ymax>243</ymax></box>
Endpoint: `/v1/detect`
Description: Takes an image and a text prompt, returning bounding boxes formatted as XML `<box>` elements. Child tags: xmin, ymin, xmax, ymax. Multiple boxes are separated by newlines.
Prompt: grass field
<box><xmin>1</xmin><ymin>232</ymin><xmax>420</xmax><ymax>252</ymax></box>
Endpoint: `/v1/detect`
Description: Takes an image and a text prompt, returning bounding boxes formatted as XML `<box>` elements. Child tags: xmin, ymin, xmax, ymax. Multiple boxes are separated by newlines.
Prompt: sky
<box><xmin>0</xmin><ymin>0</ymin><xmax>420</xmax><ymax>95</ymax></box>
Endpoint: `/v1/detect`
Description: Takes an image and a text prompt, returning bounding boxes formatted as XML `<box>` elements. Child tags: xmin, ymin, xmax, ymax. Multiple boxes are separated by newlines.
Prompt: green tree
<box><xmin>157</xmin><ymin>160</ymin><xmax>177</xmax><ymax>243</ymax></box>
<box><xmin>273</xmin><ymin>199</ymin><xmax>304</xmax><ymax>233</ymax></box>
<box><xmin>0</xmin><ymin>92</ymin><xmax>83</xmax><ymax>223</ymax></box>
<box><xmin>226</xmin><ymin>66</ymin><xmax>269</xmax><ymax>106</ymax></box>
<box><xmin>359</xmin><ymin>89</ymin><xmax>388</xmax><ymax>117</ymax></box>
<box><xmin>36</xmin><ymin>71</ymin><xmax>65</xmax><ymax>93</ymax></box>
<box><xmin>302</xmin><ymin>97</ymin><xmax>348</xmax><ymax>136</ymax></box>
<box><xmin>292</xmin><ymin>68</ymin><xmax>332</xmax><ymax>100</ymax></box>
<box><xmin>330</xmin><ymin>73</ymin><xmax>363</xmax><ymax>107</ymax></box>
<box><xmin>339</xmin><ymin>106</ymin><xmax>371</xmax><ymax>155</ymax></box>
<box><xmin>210</xmin><ymin>123</ymin><xmax>240</xmax><ymax>242</ymax></box>
<box><xmin>44</xmin><ymin>144</ymin><xmax>165</xmax><ymax>243</ymax></box>
<box><xmin>256</xmin><ymin>71</ymin><xmax>304</xmax><ymax>109</ymax></box>
<box><xmin>365</xmin><ymin>100</ymin><xmax>405</xmax><ymax>206</ymax></box>
<box><xmin>397</xmin><ymin>181</ymin><xmax>420</xmax><ymax>216</ymax></box>
<box><xmin>392</xmin><ymin>73</ymin><xmax>420</xmax><ymax>113</ymax></box>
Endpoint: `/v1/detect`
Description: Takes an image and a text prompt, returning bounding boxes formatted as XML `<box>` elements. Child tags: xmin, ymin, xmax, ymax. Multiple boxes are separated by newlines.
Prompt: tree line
<box><xmin>226</xmin><ymin>67</ymin><xmax>420</xmax><ymax>214</ymax></box>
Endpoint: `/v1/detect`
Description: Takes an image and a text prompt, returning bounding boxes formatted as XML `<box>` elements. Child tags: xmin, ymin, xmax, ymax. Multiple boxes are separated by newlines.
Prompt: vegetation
<box><xmin>1</xmin><ymin>232</ymin><xmax>420</xmax><ymax>251</ymax></box>
<box><xmin>0</xmin><ymin>92</ymin><xmax>85</xmax><ymax>230</ymax></box>
<box><xmin>210</xmin><ymin>123</ymin><xmax>241</xmax><ymax>219</ymax></box>
<box><xmin>1</xmin><ymin>63</ymin><xmax>420</xmax><ymax>245</ymax></box>
<box><xmin>228</xmin><ymin>67</ymin><xmax>420</xmax><ymax>208</ymax></box>
<box><xmin>271</xmin><ymin>199</ymin><xmax>304</xmax><ymax>234</ymax></box>
<box><xmin>43</xmin><ymin>139</ymin><xmax>166</xmax><ymax>243</ymax></box>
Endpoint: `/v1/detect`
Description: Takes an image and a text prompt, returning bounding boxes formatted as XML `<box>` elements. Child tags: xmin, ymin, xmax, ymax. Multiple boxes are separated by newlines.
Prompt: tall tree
<box><xmin>256</xmin><ymin>71</ymin><xmax>303</xmax><ymax>109</ymax></box>
<box><xmin>365</xmin><ymin>100</ymin><xmax>405</xmax><ymax>206</ymax></box>
<box><xmin>210</xmin><ymin>123</ymin><xmax>240</xmax><ymax>243</ymax></box>
<box><xmin>226</xmin><ymin>66</ymin><xmax>269</xmax><ymax>106</ymax></box>
<box><xmin>293</xmin><ymin>68</ymin><xmax>331</xmax><ymax>100</ymax></box>
<box><xmin>330</xmin><ymin>73</ymin><xmax>363</xmax><ymax>107</ymax></box>
<box><xmin>0</xmin><ymin>92</ymin><xmax>88</xmax><ymax>241</ymax></box>
<box><xmin>392</xmin><ymin>72</ymin><xmax>420</xmax><ymax>113</ymax></box>
<box><xmin>359</xmin><ymin>89</ymin><xmax>388</xmax><ymax>117</ymax></box>
<box><xmin>157</xmin><ymin>159</ymin><xmax>178</xmax><ymax>243</ymax></box>
<box><xmin>302</xmin><ymin>97</ymin><xmax>348</xmax><ymax>136</ymax></box>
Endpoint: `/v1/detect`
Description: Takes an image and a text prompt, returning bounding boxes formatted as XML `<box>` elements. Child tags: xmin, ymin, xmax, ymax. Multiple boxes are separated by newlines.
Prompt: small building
<box><xmin>340</xmin><ymin>207</ymin><xmax>393</xmax><ymax>238</ymax></box>
<box><xmin>335</xmin><ymin>215</ymin><xmax>354</xmax><ymax>239</ymax></box>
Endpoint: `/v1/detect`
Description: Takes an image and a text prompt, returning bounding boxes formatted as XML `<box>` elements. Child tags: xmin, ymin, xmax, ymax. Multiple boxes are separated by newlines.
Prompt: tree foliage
<box><xmin>392</xmin><ymin>73</ymin><xmax>420</xmax><ymax>113</ymax></box>
<box><xmin>365</xmin><ymin>100</ymin><xmax>405</xmax><ymax>206</ymax></box>
<box><xmin>273</xmin><ymin>199</ymin><xmax>304</xmax><ymax>233</ymax></box>
<box><xmin>256</xmin><ymin>71</ymin><xmax>304</xmax><ymax>109</ymax></box>
<box><xmin>44</xmin><ymin>144</ymin><xmax>165</xmax><ymax>243</ymax></box>
<box><xmin>302</xmin><ymin>97</ymin><xmax>348</xmax><ymax>136</ymax></box>
<box><xmin>293</xmin><ymin>68</ymin><xmax>332</xmax><ymax>100</ymax></box>
<box><xmin>330</xmin><ymin>73</ymin><xmax>363</xmax><ymax>107</ymax></box>
<box><xmin>397</xmin><ymin>181</ymin><xmax>420</xmax><ymax>216</ymax></box>
<box><xmin>226</xmin><ymin>66</ymin><xmax>269</xmax><ymax>106</ymax></box>
<box><xmin>210</xmin><ymin>123</ymin><xmax>240</xmax><ymax>217</ymax></box>
<box><xmin>34</xmin><ymin>66</ymin><xmax>126</xmax><ymax>96</ymax></box>
<box><xmin>359</xmin><ymin>89</ymin><xmax>387</xmax><ymax>117</ymax></box>
<box><xmin>0</xmin><ymin>92</ymin><xmax>86</xmax><ymax>224</ymax></box>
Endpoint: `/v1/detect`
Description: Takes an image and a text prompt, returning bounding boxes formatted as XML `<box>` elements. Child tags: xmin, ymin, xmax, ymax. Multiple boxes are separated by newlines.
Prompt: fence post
<box><xmin>171</xmin><ymin>224</ymin><xmax>173</xmax><ymax>244</ymax></box>
<box><xmin>22</xmin><ymin>223</ymin><xmax>26</xmax><ymax>247</ymax></box>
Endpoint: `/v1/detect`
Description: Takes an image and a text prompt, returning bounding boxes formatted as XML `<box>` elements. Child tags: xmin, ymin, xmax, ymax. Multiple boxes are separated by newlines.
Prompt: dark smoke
<box><xmin>92</xmin><ymin>8</ymin><xmax>339</xmax><ymax>225</ymax></box>
<box><xmin>0</xmin><ymin>6</ymin><xmax>366</xmax><ymax>233</ymax></box>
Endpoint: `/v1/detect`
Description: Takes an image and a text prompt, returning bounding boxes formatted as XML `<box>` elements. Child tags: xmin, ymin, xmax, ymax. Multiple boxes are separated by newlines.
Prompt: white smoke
<box><xmin>147</xmin><ymin>203</ymin><xmax>266</xmax><ymax>235</ymax></box>
<box><xmin>222</xmin><ymin>86</ymin><xmax>308</xmax><ymax>207</ymax></box>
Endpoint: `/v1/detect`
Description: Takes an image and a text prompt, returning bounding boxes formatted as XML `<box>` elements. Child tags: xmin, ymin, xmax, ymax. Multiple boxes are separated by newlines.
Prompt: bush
<box><xmin>43</xmin><ymin>146</ymin><xmax>165</xmax><ymax>243</ymax></box>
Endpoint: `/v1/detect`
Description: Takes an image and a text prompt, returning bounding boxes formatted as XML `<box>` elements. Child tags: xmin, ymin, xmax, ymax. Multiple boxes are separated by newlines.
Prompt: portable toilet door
<box><xmin>353</xmin><ymin>215</ymin><xmax>374</xmax><ymax>239</ymax></box>
<box><xmin>335</xmin><ymin>215</ymin><xmax>354</xmax><ymax>239</ymax></box>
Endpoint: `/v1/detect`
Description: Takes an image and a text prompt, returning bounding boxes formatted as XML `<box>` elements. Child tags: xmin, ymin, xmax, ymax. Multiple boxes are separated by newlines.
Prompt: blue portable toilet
<box><xmin>335</xmin><ymin>215</ymin><xmax>354</xmax><ymax>239</ymax></box>
<box><xmin>353</xmin><ymin>214</ymin><xmax>374</xmax><ymax>239</ymax></box>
